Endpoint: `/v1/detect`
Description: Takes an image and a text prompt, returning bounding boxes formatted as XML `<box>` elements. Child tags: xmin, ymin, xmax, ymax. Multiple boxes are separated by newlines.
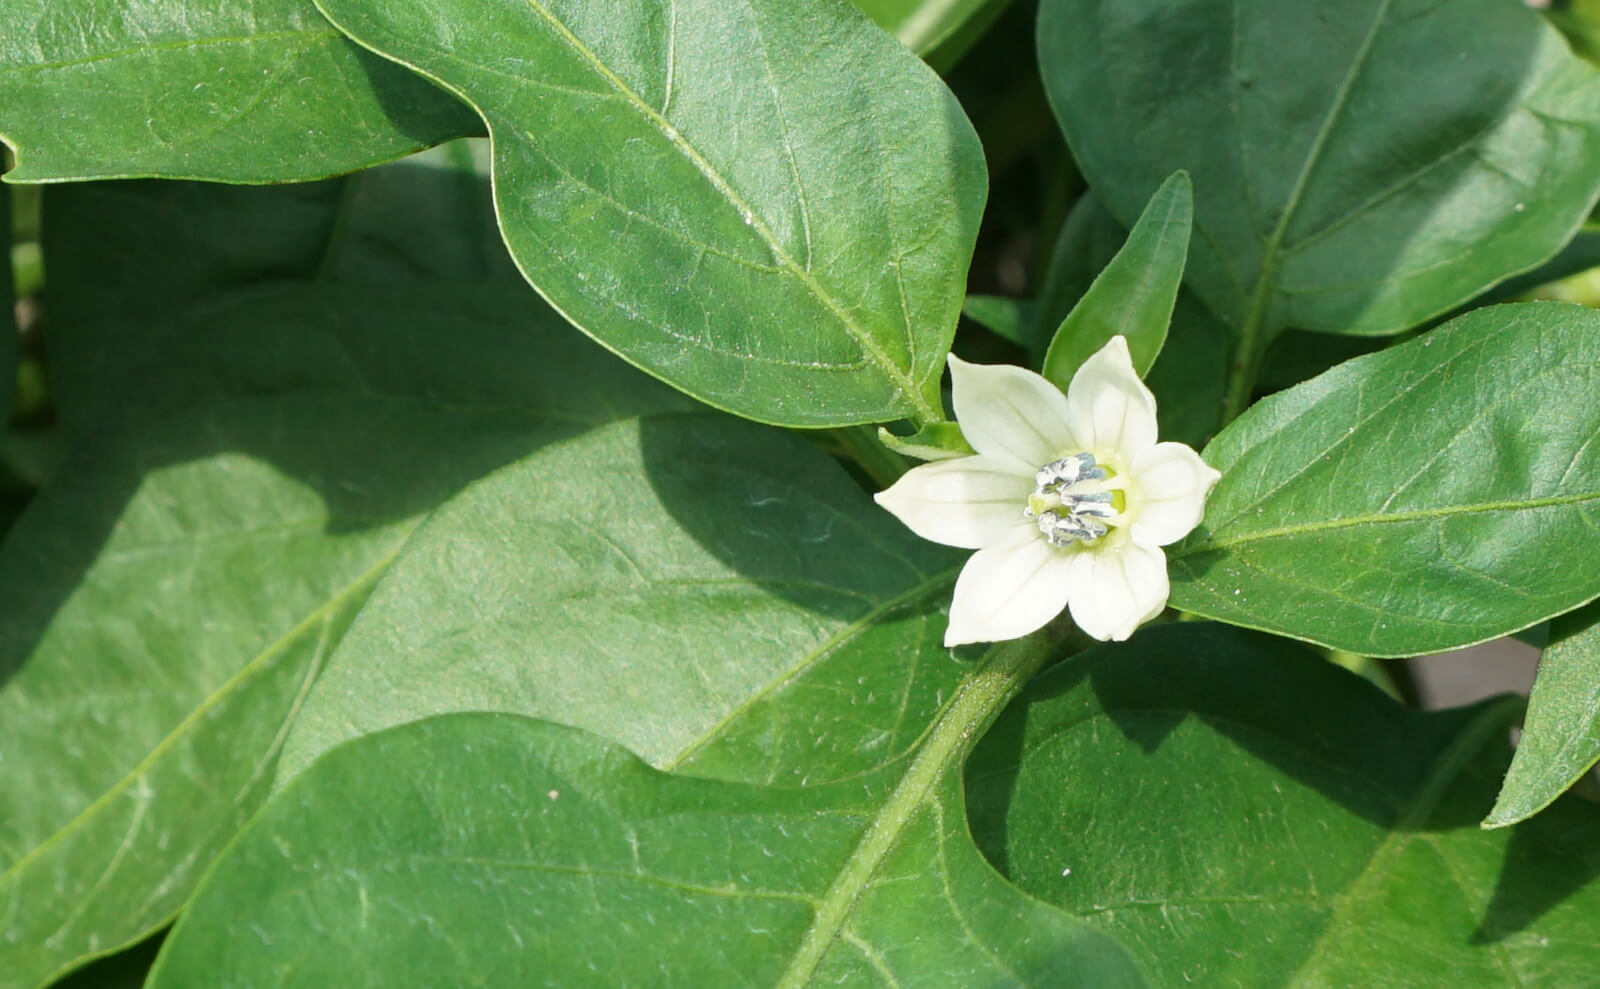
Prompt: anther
<box><xmin>1025</xmin><ymin>454</ymin><xmax>1117</xmax><ymax>547</ymax></box>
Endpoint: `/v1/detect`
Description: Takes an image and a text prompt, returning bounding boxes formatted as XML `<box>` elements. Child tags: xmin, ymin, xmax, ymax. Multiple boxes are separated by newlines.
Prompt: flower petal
<box><xmin>874</xmin><ymin>456</ymin><xmax>1035</xmax><ymax>550</ymax></box>
<box><xmin>1064</xmin><ymin>336</ymin><xmax>1158</xmax><ymax>458</ymax></box>
<box><xmin>1128</xmin><ymin>442</ymin><xmax>1222</xmax><ymax>547</ymax></box>
<box><xmin>944</xmin><ymin>531</ymin><xmax>1074</xmax><ymax>646</ymax></box>
<box><xmin>1061</xmin><ymin>541</ymin><xmax>1169</xmax><ymax>641</ymax></box>
<box><xmin>948</xmin><ymin>355</ymin><xmax>1076</xmax><ymax>475</ymax></box>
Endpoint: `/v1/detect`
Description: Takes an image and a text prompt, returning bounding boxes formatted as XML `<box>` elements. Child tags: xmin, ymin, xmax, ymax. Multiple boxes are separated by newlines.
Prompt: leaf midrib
<box><xmin>1220</xmin><ymin>0</ymin><xmax>1391</xmax><ymax>418</ymax></box>
<box><xmin>516</xmin><ymin>0</ymin><xmax>938</xmax><ymax>422</ymax></box>
<box><xmin>0</xmin><ymin>541</ymin><xmax>404</xmax><ymax>886</ymax></box>
<box><xmin>1173</xmin><ymin>487</ymin><xmax>1600</xmax><ymax>558</ymax></box>
<box><xmin>775</xmin><ymin>635</ymin><xmax>1049</xmax><ymax>988</ymax></box>
<box><xmin>1285</xmin><ymin>696</ymin><xmax>1524</xmax><ymax>987</ymax></box>
<box><xmin>664</xmin><ymin>566</ymin><xmax>960</xmax><ymax>774</ymax></box>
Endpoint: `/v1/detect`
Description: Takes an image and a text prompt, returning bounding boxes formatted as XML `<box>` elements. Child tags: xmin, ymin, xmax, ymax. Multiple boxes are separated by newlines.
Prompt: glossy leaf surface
<box><xmin>1170</xmin><ymin>303</ymin><xmax>1600</xmax><ymax>656</ymax></box>
<box><xmin>1039</xmin><ymin>0</ymin><xmax>1600</xmax><ymax>337</ymax></box>
<box><xmin>969</xmin><ymin>623</ymin><xmax>1600</xmax><ymax>986</ymax></box>
<box><xmin>315</xmin><ymin>0</ymin><xmax>987</xmax><ymax>426</ymax></box>
<box><xmin>0</xmin><ymin>0</ymin><xmax>475</xmax><ymax>182</ymax></box>
<box><xmin>1488</xmin><ymin>601</ymin><xmax>1600</xmax><ymax>827</ymax></box>
<box><xmin>0</xmin><ymin>146</ymin><xmax>689</xmax><ymax>988</ymax></box>
<box><xmin>155</xmin><ymin>712</ymin><xmax>1143</xmax><ymax>987</ymax></box>
<box><xmin>1041</xmin><ymin>171</ymin><xmax>1189</xmax><ymax>385</ymax></box>
<box><xmin>0</xmin><ymin>397</ymin><xmax>539</xmax><ymax>989</ymax></box>
<box><xmin>277</xmin><ymin>413</ymin><xmax>961</xmax><ymax>783</ymax></box>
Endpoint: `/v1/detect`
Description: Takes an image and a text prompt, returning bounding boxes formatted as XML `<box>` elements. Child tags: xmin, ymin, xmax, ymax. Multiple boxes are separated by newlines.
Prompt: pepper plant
<box><xmin>5</xmin><ymin>0</ymin><xmax>1600</xmax><ymax>986</ymax></box>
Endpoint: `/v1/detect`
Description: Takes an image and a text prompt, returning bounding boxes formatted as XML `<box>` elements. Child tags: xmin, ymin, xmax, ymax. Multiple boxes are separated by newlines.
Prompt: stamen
<box><xmin>1024</xmin><ymin>453</ymin><xmax>1118</xmax><ymax>547</ymax></box>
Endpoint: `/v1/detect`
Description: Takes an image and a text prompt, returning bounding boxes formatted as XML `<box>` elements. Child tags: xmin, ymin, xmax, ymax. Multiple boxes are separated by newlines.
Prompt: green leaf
<box><xmin>277</xmin><ymin>413</ymin><xmax>962</xmax><ymax>784</ymax></box>
<box><xmin>1474</xmin><ymin>225</ymin><xmax>1600</xmax><ymax>306</ymax></box>
<box><xmin>969</xmin><ymin>622</ymin><xmax>1600</xmax><ymax>986</ymax></box>
<box><xmin>41</xmin><ymin>141</ymin><xmax>652</xmax><ymax>431</ymax></box>
<box><xmin>1139</xmin><ymin>305</ymin><xmax>1227</xmax><ymax>451</ymax></box>
<box><xmin>0</xmin><ymin>397</ymin><xmax>555</xmax><ymax>989</ymax></box>
<box><xmin>3</xmin><ymin>146</ymin><xmax>693</xmax><ymax>988</ymax></box>
<box><xmin>1255</xmin><ymin>329</ymin><xmax>1388</xmax><ymax>394</ymax></box>
<box><xmin>963</xmin><ymin>293</ymin><xmax>1035</xmax><ymax>348</ymax></box>
<box><xmin>1041</xmin><ymin>171</ymin><xmax>1190</xmax><ymax>386</ymax></box>
<box><xmin>1169</xmin><ymin>302</ymin><xmax>1600</xmax><ymax>657</ymax></box>
<box><xmin>313</xmin><ymin>0</ymin><xmax>987</xmax><ymax>427</ymax></box>
<box><xmin>0</xmin><ymin>0</ymin><xmax>476</xmax><ymax>182</ymax></box>
<box><xmin>1032</xmin><ymin>193</ymin><xmax>1127</xmax><ymax>355</ymax></box>
<box><xmin>1487</xmin><ymin>601</ymin><xmax>1600</xmax><ymax>828</ymax></box>
<box><xmin>152</xmin><ymin>710</ymin><xmax>1143</xmax><ymax>986</ymax></box>
<box><xmin>1038</xmin><ymin>0</ymin><xmax>1600</xmax><ymax>339</ymax></box>
<box><xmin>1033</xmin><ymin>192</ymin><xmax>1226</xmax><ymax>449</ymax></box>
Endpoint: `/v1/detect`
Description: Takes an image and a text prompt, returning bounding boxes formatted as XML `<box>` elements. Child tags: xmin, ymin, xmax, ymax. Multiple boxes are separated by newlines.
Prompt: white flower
<box><xmin>875</xmin><ymin>336</ymin><xmax>1219</xmax><ymax>646</ymax></box>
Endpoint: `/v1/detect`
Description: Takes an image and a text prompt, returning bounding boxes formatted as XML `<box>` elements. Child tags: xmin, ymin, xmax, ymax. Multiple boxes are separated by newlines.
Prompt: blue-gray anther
<box><xmin>1025</xmin><ymin>454</ymin><xmax>1117</xmax><ymax>547</ymax></box>
<box><xmin>1033</xmin><ymin>452</ymin><xmax>1106</xmax><ymax>489</ymax></box>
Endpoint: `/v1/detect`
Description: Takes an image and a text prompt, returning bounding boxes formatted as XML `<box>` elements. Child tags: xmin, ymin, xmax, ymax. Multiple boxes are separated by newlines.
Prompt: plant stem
<box><xmin>831</xmin><ymin>425</ymin><xmax>911</xmax><ymax>488</ymax></box>
<box><xmin>777</xmin><ymin>631</ymin><xmax>1052</xmax><ymax>988</ymax></box>
<box><xmin>1220</xmin><ymin>295</ymin><xmax>1272</xmax><ymax>425</ymax></box>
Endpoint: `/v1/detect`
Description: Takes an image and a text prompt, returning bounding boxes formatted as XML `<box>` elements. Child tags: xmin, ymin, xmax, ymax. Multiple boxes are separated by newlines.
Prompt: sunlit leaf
<box><xmin>0</xmin><ymin>0</ymin><xmax>475</xmax><ymax>182</ymax></box>
<box><xmin>314</xmin><ymin>0</ymin><xmax>987</xmax><ymax>426</ymax></box>
<box><xmin>1170</xmin><ymin>302</ymin><xmax>1600</xmax><ymax>656</ymax></box>
<box><xmin>153</xmin><ymin>709</ymin><xmax>1143</xmax><ymax>987</ymax></box>
<box><xmin>1039</xmin><ymin>0</ymin><xmax>1600</xmax><ymax>339</ymax></box>
<box><xmin>277</xmin><ymin>414</ymin><xmax>962</xmax><ymax>783</ymax></box>
<box><xmin>1041</xmin><ymin>170</ymin><xmax>1189</xmax><ymax>385</ymax></box>
<box><xmin>0</xmin><ymin>147</ymin><xmax>689</xmax><ymax>988</ymax></box>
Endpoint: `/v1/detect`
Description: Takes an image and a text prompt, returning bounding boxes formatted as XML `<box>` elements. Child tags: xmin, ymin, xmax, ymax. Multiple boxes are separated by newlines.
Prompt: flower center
<box><xmin>1024</xmin><ymin>453</ymin><xmax>1122</xmax><ymax>547</ymax></box>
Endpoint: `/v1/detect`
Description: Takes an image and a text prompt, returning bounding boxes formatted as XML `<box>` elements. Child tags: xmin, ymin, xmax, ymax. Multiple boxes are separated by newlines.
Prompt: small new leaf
<box><xmin>1041</xmin><ymin>171</ymin><xmax>1191</xmax><ymax>388</ymax></box>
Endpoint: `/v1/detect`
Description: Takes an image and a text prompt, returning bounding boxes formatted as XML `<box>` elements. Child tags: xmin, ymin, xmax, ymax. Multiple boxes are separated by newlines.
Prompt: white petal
<box><xmin>948</xmin><ymin>355</ymin><xmax>1077</xmax><ymax>475</ymax></box>
<box><xmin>874</xmin><ymin>456</ymin><xmax>1035</xmax><ymax>550</ymax></box>
<box><xmin>1128</xmin><ymin>442</ymin><xmax>1222</xmax><ymax>548</ymax></box>
<box><xmin>1064</xmin><ymin>336</ymin><xmax>1158</xmax><ymax>458</ymax></box>
<box><xmin>1061</xmin><ymin>542</ymin><xmax>1170</xmax><ymax>641</ymax></box>
<box><xmin>944</xmin><ymin>531</ymin><xmax>1074</xmax><ymax>646</ymax></box>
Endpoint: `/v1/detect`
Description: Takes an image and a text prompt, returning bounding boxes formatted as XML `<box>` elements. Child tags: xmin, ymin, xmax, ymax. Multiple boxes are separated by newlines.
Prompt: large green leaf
<box><xmin>0</xmin><ymin>0</ymin><xmax>475</xmax><ymax>182</ymax></box>
<box><xmin>1487</xmin><ymin>601</ymin><xmax>1600</xmax><ymax>827</ymax></box>
<box><xmin>968</xmin><ymin>622</ymin><xmax>1600</xmax><ymax>986</ymax></box>
<box><xmin>3</xmin><ymin>147</ymin><xmax>692</xmax><ymax>988</ymax></box>
<box><xmin>1038</xmin><ymin>0</ymin><xmax>1600</xmax><ymax>339</ymax></box>
<box><xmin>277</xmin><ymin>413</ymin><xmax>961</xmax><ymax>784</ymax></box>
<box><xmin>313</xmin><ymin>0</ymin><xmax>987</xmax><ymax>427</ymax></box>
<box><xmin>1169</xmin><ymin>302</ymin><xmax>1600</xmax><ymax>657</ymax></box>
<box><xmin>151</xmin><ymin>709</ymin><xmax>1142</xmax><ymax>986</ymax></box>
<box><xmin>0</xmin><ymin>397</ymin><xmax>550</xmax><ymax>989</ymax></box>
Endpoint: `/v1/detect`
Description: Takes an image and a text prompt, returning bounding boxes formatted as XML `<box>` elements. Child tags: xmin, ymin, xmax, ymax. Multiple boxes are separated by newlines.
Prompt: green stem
<box><xmin>832</xmin><ymin>425</ymin><xmax>911</xmax><ymax>488</ymax></box>
<box><xmin>1220</xmin><ymin>293</ymin><xmax>1271</xmax><ymax>425</ymax></box>
<box><xmin>777</xmin><ymin>632</ymin><xmax>1052</xmax><ymax>988</ymax></box>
